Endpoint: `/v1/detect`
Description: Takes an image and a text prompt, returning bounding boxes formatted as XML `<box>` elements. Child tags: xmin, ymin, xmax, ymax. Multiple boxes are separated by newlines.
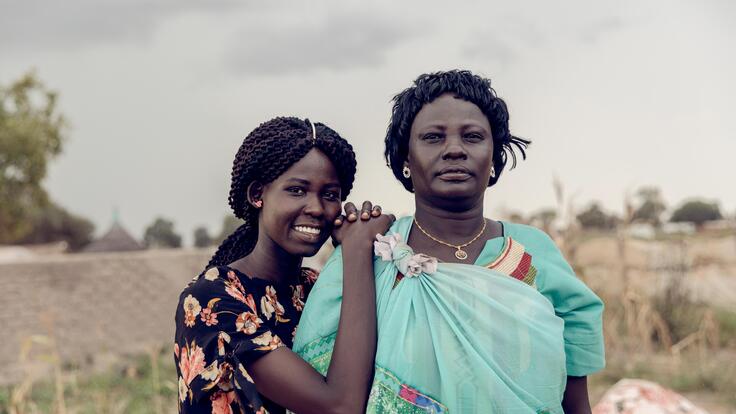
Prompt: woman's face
<box><xmin>258</xmin><ymin>148</ymin><xmax>342</xmax><ymax>257</ymax></box>
<box><xmin>406</xmin><ymin>93</ymin><xmax>494</xmax><ymax>206</ymax></box>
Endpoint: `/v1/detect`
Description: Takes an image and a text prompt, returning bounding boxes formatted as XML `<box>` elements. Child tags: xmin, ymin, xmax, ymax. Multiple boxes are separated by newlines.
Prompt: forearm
<box><xmin>562</xmin><ymin>376</ymin><xmax>591</xmax><ymax>414</ymax></box>
<box><xmin>324</xmin><ymin>239</ymin><xmax>377</xmax><ymax>412</ymax></box>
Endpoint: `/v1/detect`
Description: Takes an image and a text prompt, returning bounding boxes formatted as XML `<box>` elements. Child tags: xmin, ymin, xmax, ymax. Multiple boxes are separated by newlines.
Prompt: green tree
<box><xmin>529</xmin><ymin>208</ymin><xmax>557</xmax><ymax>234</ymax></box>
<box><xmin>193</xmin><ymin>226</ymin><xmax>213</xmax><ymax>248</ymax></box>
<box><xmin>19</xmin><ymin>203</ymin><xmax>94</xmax><ymax>250</ymax></box>
<box><xmin>632</xmin><ymin>186</ymin><xmax>667</xmax><ymax>226</ymax></box>
<box><xmin>143</xmin><ymin>217</ymin><xmax>182</xmax><ymax>248</ymax></box>
<box><xmin>0</xmin><ymin>71</ymin><xmax>66</xmax><ymax>242</ymax></box>
<box><xmin>670</xmin><ymin>200</ymin><xmax>722</xmax><ymax>228</ymax></box>
<box><xmin>215</xmin><ymin>215</ymin><xmax>245</xmax><ymax>244</ymax></box>
<box><xmin>576</xmin><ymin>202</ymin><xmax>618</xmax><ymax>230</ymax></box>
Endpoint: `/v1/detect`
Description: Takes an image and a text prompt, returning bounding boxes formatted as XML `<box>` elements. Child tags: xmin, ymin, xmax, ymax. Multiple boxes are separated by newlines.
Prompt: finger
<box><xmin>371</xmin><ymin>205</ymin><xmax>382</xmax><ymax>217</ymax></box>
<box><xmin>344</xmin><ymin>202</ymin><xmax>358</xmax><ymax>221</ymax></box>
<box><xmin>334</xmin><ymin>214</ymin><xmax>345</xmax><ymax>227</ymax></box>
<box><xmin>361</xmin><ymin>200</ymin><xmax>372</xmax><ymax>220</ymax></box>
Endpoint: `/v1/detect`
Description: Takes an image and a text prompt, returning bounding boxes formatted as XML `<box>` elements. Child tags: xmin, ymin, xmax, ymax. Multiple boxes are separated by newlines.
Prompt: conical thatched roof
<box><xmin>82</xmin><ymin>222</ymin><xmax>144</xmax><ymax>253</ymax></box>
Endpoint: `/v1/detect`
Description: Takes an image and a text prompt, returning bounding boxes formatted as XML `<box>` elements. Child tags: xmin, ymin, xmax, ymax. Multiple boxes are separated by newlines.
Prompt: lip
<box><xmin>436</xmin><ymin>166</ymin><xmax>473</xmax><ymax>181</ymax></box>
<box><xmin>292</xmin><ymin>224</ymin><xmax>324</xmax><ymax>243</ymax></box>
<box><xmin>437</xmin><ymin>166</ymin><xmax>472</xmax><ymax>176</ymax></box>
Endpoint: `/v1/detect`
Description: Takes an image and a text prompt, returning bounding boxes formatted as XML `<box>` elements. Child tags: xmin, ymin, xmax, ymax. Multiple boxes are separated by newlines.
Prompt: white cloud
<box><xmin>225</xmin><ymin>9</ymin><xmax>416</xmax><ymax>75</ymax></box>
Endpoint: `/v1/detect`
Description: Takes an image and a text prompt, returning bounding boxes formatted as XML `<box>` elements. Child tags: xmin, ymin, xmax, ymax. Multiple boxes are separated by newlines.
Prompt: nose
<box><xmin>303</xmin><ymin>193</ymin><xmax>325</xmax><ymax>218</ymax></box>
<box><xmin>441</xmin><ymin>135</ymin><xmax>468</xmax><ymax>160</ymax></box>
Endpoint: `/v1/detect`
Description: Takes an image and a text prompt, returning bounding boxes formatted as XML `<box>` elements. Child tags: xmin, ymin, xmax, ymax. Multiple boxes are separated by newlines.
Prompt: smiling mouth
<box><xmin>294</xmin><ymin>225</ymin><xmax>322</xmax><ymax>236</ymax></box>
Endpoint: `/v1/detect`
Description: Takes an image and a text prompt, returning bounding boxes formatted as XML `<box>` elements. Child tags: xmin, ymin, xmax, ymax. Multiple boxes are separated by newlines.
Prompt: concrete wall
<box><xmin>0</xmin><ymin>248</ymin><xmax>211</xmax><ymax>385</ymax></box>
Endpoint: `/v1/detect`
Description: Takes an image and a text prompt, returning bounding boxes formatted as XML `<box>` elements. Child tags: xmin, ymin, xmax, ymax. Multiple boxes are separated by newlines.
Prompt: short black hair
<box><xmin>384</xmin><ymin>70</ymin><xmax>530</xmax><ymax>191</ymax></box>
<box><xmin>208</xmin><ymin>117</ymin><xmax>357</xmax><ymax>268</ymax></box>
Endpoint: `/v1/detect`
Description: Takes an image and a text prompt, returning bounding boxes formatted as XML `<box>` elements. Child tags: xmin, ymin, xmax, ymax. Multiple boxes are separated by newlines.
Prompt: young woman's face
<box><xmin>258</xmin><ymin>148</ymin><xmax>342</xmax><ymax>257</ymax></box>
<box><xmin>407</xmin><ymin>93</ymin><xmax>494</xmax><ymax>205</ymax></box>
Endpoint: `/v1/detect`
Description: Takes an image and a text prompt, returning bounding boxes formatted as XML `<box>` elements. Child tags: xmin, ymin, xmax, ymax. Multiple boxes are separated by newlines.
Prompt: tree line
<box><xmin>521</xmin><ymin>186</ymin><xmax>725</xmax><ymax>234</ymax></box>
<box><xmin>1</xmin><ymin>72</ymin><xmax>731</xmax><ymax>251</ymax></box>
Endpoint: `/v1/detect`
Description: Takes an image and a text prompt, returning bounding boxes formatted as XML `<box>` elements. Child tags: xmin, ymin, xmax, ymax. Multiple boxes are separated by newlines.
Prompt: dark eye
<box><xmin>422</xmin><ymin>132</ymin><xmax>442</xmax><ymax>142</ymax></box>
<box><xmin>287</xmin><ymin>187</ymin><xmax>306</xmax><ymax>196</ymax></box>
<box><xmin>323</xmin><ymin>190</ymin><xmax>340</xmax><ymax>201</ymax></box>
<box><xmin>465</xmin><ymin>132</ymin><xmax>484</xmax><ymax>141</ymax></box>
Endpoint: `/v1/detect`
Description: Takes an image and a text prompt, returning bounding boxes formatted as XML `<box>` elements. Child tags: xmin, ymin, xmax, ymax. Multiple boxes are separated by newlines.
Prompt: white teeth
<box><xmin>295</xmin><ymin>226</ymin><xmax>321</xmax><ymax>235</ymax></box>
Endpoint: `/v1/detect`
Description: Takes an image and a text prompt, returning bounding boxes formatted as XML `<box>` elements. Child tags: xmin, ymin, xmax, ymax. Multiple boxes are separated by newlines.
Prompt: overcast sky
<box><xmin>1</xmin><ymin>0</ymin><xmax>734</xmax><ymax>244</ymax></box>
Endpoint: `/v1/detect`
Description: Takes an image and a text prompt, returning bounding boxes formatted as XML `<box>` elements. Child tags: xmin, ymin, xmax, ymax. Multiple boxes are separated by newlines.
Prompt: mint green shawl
<box><xmin>293</xmin><ymin>217</ymin><xmax>567</xmax><ymax>413</ymax></box>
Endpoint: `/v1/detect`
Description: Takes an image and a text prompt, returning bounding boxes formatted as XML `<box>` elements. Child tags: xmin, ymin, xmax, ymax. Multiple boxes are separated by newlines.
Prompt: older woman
<box><xmin>294</xmin><ymin>71</ymin><xmax>604</xmax><ymax>413</ymax></box>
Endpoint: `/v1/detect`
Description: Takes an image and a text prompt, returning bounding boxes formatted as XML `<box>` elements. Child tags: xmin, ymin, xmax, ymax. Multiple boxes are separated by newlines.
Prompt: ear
<box><xmin>246</xmin><ymin>181</ymin><xmax>264</xmax><ymax>208</ymax></box>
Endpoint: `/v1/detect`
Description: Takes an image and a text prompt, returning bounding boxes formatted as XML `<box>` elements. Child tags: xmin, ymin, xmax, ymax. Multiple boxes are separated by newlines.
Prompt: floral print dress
<box><xmin>174</xmin><ymin>265</ymin><xmax>319</xmax><ymax>414</ymax></box>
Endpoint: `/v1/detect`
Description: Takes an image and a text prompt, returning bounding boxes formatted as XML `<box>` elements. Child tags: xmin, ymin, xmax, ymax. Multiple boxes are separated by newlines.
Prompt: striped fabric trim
<box><xmin>485</xmin><ymin>237</ymin><xmax>537</xmax><ymax>286</ymax></box>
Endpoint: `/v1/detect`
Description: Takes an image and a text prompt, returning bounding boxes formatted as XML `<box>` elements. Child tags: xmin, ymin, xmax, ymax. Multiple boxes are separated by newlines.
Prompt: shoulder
<box><xmin>501</xmin><ymin>221</ymin><xmax>559</xmax><ymax>255</ymax></box>
<box><xmin>178</xmin><ymin>266</ymin><xmax>264</xmax><ymax>312</ymax></box>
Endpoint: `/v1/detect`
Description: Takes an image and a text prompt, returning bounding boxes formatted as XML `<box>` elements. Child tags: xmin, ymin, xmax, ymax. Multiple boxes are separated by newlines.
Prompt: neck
<box><xmin>231</xmin><ymin>233</ymin><xmax>302</xmax><ymax>284</ymax></box>
<box><xmin>413</xmin><ymin>195</ymin><xmax>487</xmax><ymax>242</ymax></box>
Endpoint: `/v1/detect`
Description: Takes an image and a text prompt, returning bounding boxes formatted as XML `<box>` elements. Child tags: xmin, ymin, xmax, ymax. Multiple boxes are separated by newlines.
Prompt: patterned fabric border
<box><xmin>367</xmin><ymin>366</ymin><xmax>448</xmax><ymax>414</ymax></box>
<box><xmin>298</xmin><ymin>331</ymin><xmax>337</xmax><ymax>375</ymax></box>
<box><xmin>485</xmin><ymin>237</ymin><xmax>537</xmax><ymax>287</ymax></box>
<box><xmin>300</xmin><ymin>335</ymin><xmax>448</xmax><ymax>413</ymax></box>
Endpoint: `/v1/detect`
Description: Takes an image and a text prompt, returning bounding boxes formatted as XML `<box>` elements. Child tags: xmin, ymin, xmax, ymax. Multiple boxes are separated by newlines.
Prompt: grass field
<box><xmin>2</xmin><ymin>229</ymin><xmax>735</xmax><ymax>413</ymax></box>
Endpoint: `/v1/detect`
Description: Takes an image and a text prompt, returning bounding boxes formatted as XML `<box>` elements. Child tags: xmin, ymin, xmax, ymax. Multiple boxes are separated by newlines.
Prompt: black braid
<box><xmin>384</xmin><ymin>70</ymin><xmax>531</xmax><ymax>191</ymax></box>
<box><xmin>207</xmin><ymin>117</ymin><xmax>357</xmax><ymax>268</ymax></box>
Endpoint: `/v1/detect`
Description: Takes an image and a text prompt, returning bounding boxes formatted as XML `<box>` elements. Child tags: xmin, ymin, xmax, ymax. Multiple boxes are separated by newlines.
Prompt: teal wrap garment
<box><xmin>293</xmin><ymin>217</ymin><xmax>568</xmax><ymax>413</ymax></box>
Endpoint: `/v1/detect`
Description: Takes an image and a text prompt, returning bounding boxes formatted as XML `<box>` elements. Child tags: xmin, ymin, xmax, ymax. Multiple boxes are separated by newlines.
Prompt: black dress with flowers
<box><xmin>174</xmin><ymin>265</ymin><xmax>318</xmax><ymax>414</ymax></box>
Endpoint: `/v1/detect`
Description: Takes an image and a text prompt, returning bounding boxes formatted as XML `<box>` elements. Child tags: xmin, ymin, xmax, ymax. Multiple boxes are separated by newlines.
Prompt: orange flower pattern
<box><xmin>260</xmin><ymin>285</ymin><xmax>290</xmax><ymax>324</ymax></box>
<box><xmin>174</xmin><ymin>266</ymin><xmax>318</xmax><ymax>414</ymax></box>
<box><xmin>291</xmin><ymin>285</ymin><xmax>305</xmax><ymax>312</ymax></box>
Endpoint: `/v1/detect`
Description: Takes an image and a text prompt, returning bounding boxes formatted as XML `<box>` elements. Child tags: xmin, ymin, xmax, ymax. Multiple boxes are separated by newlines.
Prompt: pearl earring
<box><xmin>490</xmin><ymin>166</ymin><xmax>496</xmax><ymax>178</ymax></box>
<box><xmin>402</xmin><ymin>166</ymin><xmax>411</xmax><ymax>178</ymax></box>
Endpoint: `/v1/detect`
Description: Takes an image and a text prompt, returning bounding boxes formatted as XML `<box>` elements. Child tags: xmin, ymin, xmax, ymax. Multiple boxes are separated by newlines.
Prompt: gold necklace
<box><xmin>413</xmin><ymin>217</ymin><xmax>487</xmax><ymax>260</ymax></box>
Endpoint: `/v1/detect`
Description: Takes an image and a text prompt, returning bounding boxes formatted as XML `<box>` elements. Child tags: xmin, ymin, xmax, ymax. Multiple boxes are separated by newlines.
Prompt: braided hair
<box><xmin>207</xmin><ymin>117</ymin><xmax>357</xmax><ymax>268</ymax></box>
<box><xmin>384</xmin><ymin>70</ymin><xmax>531</xmax><ymax>191</ymax></box>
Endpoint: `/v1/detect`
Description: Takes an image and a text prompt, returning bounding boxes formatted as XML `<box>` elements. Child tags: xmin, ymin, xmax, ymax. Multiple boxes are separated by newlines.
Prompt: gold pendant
<box><xmin>455</xmin><ymin>248</ymin><xmax>468</xmax><ymax>260</ymax></box>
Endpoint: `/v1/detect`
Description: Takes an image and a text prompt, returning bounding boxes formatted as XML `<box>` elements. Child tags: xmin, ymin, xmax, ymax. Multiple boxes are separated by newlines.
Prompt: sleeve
<box><xmin>175</xmin><ymin>267</ymin><xmax>284</xmax><ymax>412</ymax></box>
<box><xmin>531</xmin><ymin>232</ymin><xmax>606</xmax><ymax>377</ymax></box>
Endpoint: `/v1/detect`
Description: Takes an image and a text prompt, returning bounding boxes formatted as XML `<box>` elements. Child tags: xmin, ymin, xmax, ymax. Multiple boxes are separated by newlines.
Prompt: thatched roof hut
<box><xmin>82</xmin><ymin>222</ymin><xmax>144</xmax><ymax>253</ymax></box>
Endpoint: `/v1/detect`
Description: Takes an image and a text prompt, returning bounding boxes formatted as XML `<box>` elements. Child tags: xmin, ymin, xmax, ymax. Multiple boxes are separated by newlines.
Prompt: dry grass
<box><xmin>0</xmin><ymin>345</ymin><xmax>177</xmax><ymax>414</ymax></box>
<box><xmin>552</xmin><ymin>183</ymin><xmax>736</xmax><ymax>411</ymax></box>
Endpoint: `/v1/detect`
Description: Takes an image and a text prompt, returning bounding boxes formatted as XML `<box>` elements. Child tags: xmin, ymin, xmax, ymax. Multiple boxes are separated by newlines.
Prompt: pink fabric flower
<box><xmin>401</xmin><ymin>253</ymin><xmax>438</xmax><ymax>277</ymax></box>
<box><xmin>235</xmin><ymin>311</ymin><xmax>263</xmax><ymax>335</ymax></box>
<box><xmin>374</xmin><ymin>233</ymin><xmax>438</xmax><ymax>277</ymax></box>
<box><xmin>217</xmin><ymin>332</ymin><xmax>231</xmax><ymax>356</ymax></box>
<box><xmin>399</xmin><ymin>385</ymin><xmax>419</xmax><ymax>403</ymax></box>
<box><xmin>179</xmin><ymin>342</ymin><xmax>206</xmax><ymax>385</ymax></box>
<box><xmin>200</xmin><ymin>307</ymin><xmax>219</xmax><ymax>326</ymax></box>
<box><xmin>210</xmin><ymin>390</ymin><xmax>236</xmax><ymax>414</ymax></box>
<box><xmin>302</xmin><ymin>268</ymin><xmax>319</xmax><ymax>285</ymax></box>
<box><xmin>292</xmin><ymin>285</ymin><xmax>305</xmax><ymax>311</ymax></box>
<box><xmin>374</xmin><ymin>233</ymin><xmax>401</xmax><ymax>261</ymax></box>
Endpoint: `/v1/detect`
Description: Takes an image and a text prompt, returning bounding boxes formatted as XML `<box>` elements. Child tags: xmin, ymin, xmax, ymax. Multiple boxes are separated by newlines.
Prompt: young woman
<box><xmin>294</xmin><ymin>71</ymin><xmax>605</xmax><ymax>413</ymax></box>
<box><xmin>174</xmin><ymin>117</ymin><xmax>393</xmax><ymax>414</ymax></box>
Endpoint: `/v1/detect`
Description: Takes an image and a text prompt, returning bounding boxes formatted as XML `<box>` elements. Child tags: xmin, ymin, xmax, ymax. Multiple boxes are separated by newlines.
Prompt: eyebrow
<box><xmin>284</xmin><ymin>177</ymin><xmax>341</xmax><ymax>188</ymax></box>
<box><xmin>419</xmin><ymin>122</ymin><xmax>489</xmax><ymax>131</ymax></box>
<box><xmin>284</xmin><ymin>178</ymin><xmax>311</xmax><ymax>185</ymax></box>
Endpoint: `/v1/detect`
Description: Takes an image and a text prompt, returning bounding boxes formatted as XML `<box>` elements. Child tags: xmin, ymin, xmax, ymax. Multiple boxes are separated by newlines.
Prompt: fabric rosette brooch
<box><xmin>373</xmin><ymin>233</ymin><xmax>438</xmax><ymax>277</ymax></box>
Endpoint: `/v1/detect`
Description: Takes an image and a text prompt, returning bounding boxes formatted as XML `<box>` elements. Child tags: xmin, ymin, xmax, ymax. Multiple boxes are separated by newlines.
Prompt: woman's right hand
<box><xmin>332</xmin><ymin>201</ymin><xmax>394</xmax><ymax>248</ymax></box>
